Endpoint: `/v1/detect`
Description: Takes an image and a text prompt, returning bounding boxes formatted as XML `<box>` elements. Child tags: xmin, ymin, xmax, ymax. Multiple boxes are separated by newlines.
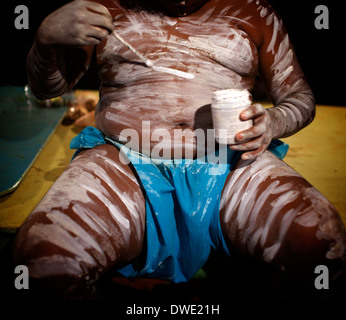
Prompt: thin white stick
<box><xmin>112</xmin><ymin>30</ymin><xmax>195</xmax><ymax>79</ymax></box>
<box><xmin>112</xmin><ymin>30</ymin><xmax>153</xmax><ymax>67</ymax></box>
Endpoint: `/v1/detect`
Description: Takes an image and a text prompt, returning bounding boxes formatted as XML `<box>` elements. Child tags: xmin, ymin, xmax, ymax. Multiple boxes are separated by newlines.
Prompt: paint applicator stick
<box><xmin>112</xmin><ymin>30</ymin><xmax>154</xmax><ymax>67</ymax></box>
<box><xmin>112</xmin><ymin>30</ymin><xmax>194</xmax><ymax>79</ymax></box>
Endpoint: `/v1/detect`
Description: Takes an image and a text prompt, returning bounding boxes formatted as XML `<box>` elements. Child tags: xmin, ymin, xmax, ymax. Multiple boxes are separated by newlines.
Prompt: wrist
<box><xmin>266</xmin><ymin>107</ymin><xmax>283</xmax><ymax>140</ymax></box>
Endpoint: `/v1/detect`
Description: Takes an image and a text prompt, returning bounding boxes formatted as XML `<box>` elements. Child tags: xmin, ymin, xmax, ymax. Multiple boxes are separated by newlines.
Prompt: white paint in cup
<box><xmin>211</xmin><ymin>89</ymin><xmax>253</xmax><ymax>145</ymax></box>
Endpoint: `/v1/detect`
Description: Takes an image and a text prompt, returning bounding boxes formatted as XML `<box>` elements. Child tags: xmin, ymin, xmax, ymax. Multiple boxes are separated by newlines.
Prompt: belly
<box><xmin>95</xmin><ymin>80</ymin><xmax>217</xmax><ymax>159</ymax></box>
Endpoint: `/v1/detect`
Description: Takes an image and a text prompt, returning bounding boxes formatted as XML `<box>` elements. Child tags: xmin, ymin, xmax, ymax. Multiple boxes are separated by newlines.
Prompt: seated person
<box><xmin>13</xmin><ymin>0</ymin><xmax>346</xmax><ymax>298</ymax></box>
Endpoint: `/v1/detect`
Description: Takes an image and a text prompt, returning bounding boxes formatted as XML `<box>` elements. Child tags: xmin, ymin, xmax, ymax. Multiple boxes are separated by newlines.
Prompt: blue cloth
<box><xmin>70</xmin><ymin>127</ymin><xmax>289</xmax><ymax>283</ymax></box>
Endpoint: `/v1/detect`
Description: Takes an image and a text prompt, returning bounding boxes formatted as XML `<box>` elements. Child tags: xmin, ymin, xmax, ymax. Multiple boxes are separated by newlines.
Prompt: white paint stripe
<box><xmin>28</xmin><ymin>222</ymin><xmax>100</xmax><ymax>267</ymax></box>
<box><xmin>72</xmin><ymin>203</ymin><xmax>117</xmax><ymax>261</ymax></box>
<box><xmin>46</xmin><ymin>211</ymin><xmax>108</xmax><ymax>267</ymax></box>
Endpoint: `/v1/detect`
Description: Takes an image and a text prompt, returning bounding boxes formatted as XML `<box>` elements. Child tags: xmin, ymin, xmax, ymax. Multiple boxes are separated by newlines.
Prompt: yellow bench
<box><xmin>0</xmin><ymin>103</ymin><xmax>345</xmax><ymax>233</ymax></box>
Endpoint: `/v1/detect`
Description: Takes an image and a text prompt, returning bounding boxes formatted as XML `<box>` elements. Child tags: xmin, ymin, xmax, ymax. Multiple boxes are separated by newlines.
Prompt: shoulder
<box><xmin>217</xmin><ymin>0</ymin><xmax>285</xmax><ymax>48</ymax></box>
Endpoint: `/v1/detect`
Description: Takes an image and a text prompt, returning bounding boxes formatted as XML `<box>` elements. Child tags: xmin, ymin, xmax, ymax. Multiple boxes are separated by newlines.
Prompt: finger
<box><xmin>86</xmin><ymin>25</ymin><xmax>111</xmax><ymax>41</ymax></box>
<box><xmin>235</xmin><ymin>119</ymin><xmax>266</xmax><ymax>142</ymax></box>
<box><xmin>77</xmin><ymin>1</ymin><xmax>114</xmax><ymax>33</ymax></box>
<box><xmin>93</xmin><ymin>16</ymin><xmax>114</xmax><ymax>34</ymax></box>
<box><xmin>240</xmin><ymin>103</ymin><xmax>265</xmax><ymax>121</ymax></box>
<box><xmin>229</xmin><ymin>136</ymin><xmax>263</xmax><ymax>151</ymax></box>
<box><xmin>84</xmin><ymin>1</ymin><xmax>113</xmax><ymax>19</ymax></box>
<box><xmin>74</xmin><ymin>32</ymin><xmax>101</xmax><ymax>46</ymax></box>
<box><xmin>80</xmin><ymin>37</ymin><xmax>101</xmax><ymax>46</ymax></box>
<box><xmin>241</xmin><ymin>145</ymin><xmax>267</xmax><ymax>160</ymax></box>
<box><xmin>87</xmin><ymin>12</ymin><xmax>114</xmax><ymax>33</ymax></box>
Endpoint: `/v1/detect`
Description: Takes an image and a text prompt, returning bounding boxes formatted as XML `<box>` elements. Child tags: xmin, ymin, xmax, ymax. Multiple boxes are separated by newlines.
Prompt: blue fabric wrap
<box><xmin>70</xmin><ymin>127</ymin><xmax>289</xmax><ymax>283</ymax></box>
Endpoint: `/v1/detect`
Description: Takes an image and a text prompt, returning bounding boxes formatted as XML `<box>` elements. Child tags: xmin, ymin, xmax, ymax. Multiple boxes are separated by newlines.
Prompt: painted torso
<box><xmin>94</xmin><ymin>0</ymin><xmax>269</xmax><ymax>157</ymax></box>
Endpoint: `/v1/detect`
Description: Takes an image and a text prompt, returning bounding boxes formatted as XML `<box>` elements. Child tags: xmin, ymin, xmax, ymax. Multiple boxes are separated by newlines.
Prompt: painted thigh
<box><xmin>12</xmin><ymin>144</ymin><xmax>146</xmax><ymax>298</ymax></box>
<box><xmin>219</xmin><ymin>151</ymin><xmax>346</xmax><ymax>280</ymax></box>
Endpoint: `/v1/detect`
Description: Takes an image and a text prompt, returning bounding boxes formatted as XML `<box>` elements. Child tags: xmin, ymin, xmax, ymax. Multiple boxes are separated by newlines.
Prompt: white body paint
<box><xmin>20</xmin><ymin>0</ymin><xmax>346</xmax><ymax>296</ymax></box>
<box><xmin>96</xmin><ymin>1</ymin><xmax>259</xmax><ymax>157</ymax></box>
<box><xmin>112</xmin><ymin>30</ymin><xmax>195</xmax><ymax>79</ymax></box>
<box><xmin>19</xmin><ymin>147</ymin><xmax>145</xmax><ymax>280</ymax></box>
<box><xmin>221</xmin><ymin>152</ymin><xmax>306</xmax><ymax>262</ymax></box>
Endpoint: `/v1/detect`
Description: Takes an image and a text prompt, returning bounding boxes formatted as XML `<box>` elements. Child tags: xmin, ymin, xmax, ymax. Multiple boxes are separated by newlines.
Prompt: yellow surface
<box><xmin>0</xmin><ymin>122</ymin><xmax>81</xmax><ymax>232</ymax></box>
<box><xmin>0</xmin><ymin>103</ymin><xmax>345</xmax><ymax>232</ymax></box>
<box><xmin>281</xmin><ymin>104</ymin><xmax>346</xmax><ymax>225</ymax></box>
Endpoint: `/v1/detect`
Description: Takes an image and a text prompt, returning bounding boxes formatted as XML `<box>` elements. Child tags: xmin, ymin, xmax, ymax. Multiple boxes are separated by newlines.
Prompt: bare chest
<box><xmin>97</xmin><ymin>4</ymin><xmax>259</xmax><ymax>85</ymax></box>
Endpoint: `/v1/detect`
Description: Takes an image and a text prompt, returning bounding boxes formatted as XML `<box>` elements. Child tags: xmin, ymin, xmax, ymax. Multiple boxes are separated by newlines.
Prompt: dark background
<box><xmin>1</xmin><ymin>0</ymin><xmax>345</xmax><ymax>105</ymax></box>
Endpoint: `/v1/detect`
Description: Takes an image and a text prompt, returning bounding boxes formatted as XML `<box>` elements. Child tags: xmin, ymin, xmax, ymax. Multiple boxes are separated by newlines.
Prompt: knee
<box><xmin>13</xmin><ymin>252</ymin><xmax>98</xmax><ymax>299</ymax></box>
<box><xmin>275</xmin><ymin>194</ymin><xmax>346</xmax><ymax>280</ymax></box>
<box><xmin>12</xmin><ymin>215</ymin><xmax>101</xmax><ymax>299</ymax></box>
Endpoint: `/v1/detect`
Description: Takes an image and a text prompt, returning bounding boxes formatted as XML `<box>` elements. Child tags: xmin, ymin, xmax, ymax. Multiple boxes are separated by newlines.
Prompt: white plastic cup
<box><xmin>211</xmin><ymin>89</ymin><xmax>253</xmax><ymax>145</ymax></box>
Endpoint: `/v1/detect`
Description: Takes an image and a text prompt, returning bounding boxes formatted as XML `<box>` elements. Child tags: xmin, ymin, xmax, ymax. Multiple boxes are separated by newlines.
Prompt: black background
<box><xmin>1</xmin><ymin>0</ymin><xmax>345</xmax><ymax>105</ymax></box>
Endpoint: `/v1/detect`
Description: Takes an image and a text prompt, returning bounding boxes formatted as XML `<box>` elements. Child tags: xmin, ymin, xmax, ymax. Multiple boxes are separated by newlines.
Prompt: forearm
<box><xmin>26</xmin><ymin>0</ymin><xmax>113</xmax><ymax>100</ymax></box>
<box><xmin>268</xmin><ymin>89</ymin><xmax>315</xmax><ymax>139</ymax></box>
<box><xmin>27</xmin><ymin>38</ymin><xmax>65</xmax><ymax>100</ymax></box>
<box><xmin>27</xmin><ymin>38</ymin><xmax>91</xmax><ymax>100</ymax></box>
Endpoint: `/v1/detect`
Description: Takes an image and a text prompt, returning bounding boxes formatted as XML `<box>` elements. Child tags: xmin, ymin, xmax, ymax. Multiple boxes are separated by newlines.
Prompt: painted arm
<box><xmin>259</xmin><ymin>9</ymin><xmax>315</xmax><ymax>139</ymax></box>
<box><xmin>27</xmin><ymin>0</ymin><xmax>114</xmax><ymax>99</ymax></box>
<box><xmin>231</xmin><ymin>8</ymin><xmax>315</xmax><ymax>160</ymax></box>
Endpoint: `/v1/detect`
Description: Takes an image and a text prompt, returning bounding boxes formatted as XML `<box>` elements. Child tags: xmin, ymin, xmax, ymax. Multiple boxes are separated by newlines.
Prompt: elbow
<box><xmin>26</xmin><ymin>48</ymin><xmax>67</xmax><ymax>100</ymax></box>
<box><xmin>305</xmin><ymin>88</ymin><xmax>316</xmax><ymax>126</ymax></box>
<box><xmin>26</xmin><ymin>71</ymin><xmax>68</xmax><ymax>100</ymax></box>
<box><xmin>27</xmin><ymin>78</ymin><xmax>48</xmax><ymax>100</ymax></box>
<box><xmin>26</xmin><ymin>80</ymin><xmax>59</xmax><ymax>100</ymax></box>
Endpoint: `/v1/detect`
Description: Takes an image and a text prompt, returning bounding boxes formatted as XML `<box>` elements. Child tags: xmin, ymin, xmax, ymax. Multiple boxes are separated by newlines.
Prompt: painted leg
<box><xmin>219</xmin><ymin>151</ymin><xmax>346</xmax><ymax>296</ymax></box>
<box><xmin>12</xmin><ymin>144</ymin><xmax>146</xmax><ymax>299</ymax></box>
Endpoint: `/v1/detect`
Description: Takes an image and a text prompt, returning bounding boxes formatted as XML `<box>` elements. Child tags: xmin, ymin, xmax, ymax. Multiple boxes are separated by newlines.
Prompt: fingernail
<box><xmin>241</xmin><ymin>111</ymin><xmax>250</xmax><ymax>119</ymax></box>
<box><xmin>237</xmin><ymin>133</ymin><xmax>244</xmax><ymax>141</ymax></box>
